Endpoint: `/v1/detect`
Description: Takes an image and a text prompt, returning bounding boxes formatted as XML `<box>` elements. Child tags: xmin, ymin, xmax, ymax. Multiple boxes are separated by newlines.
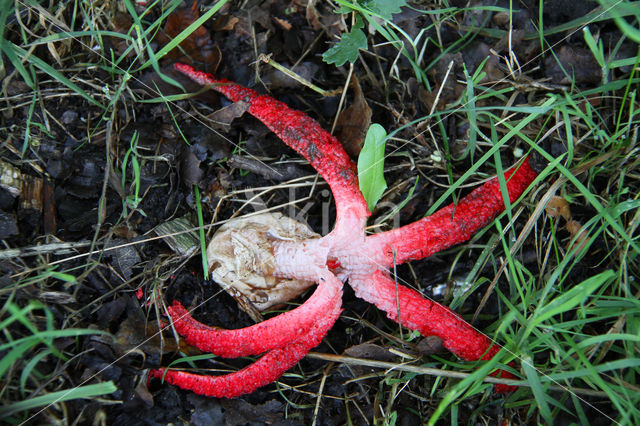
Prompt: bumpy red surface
<box><xmin>151</xmin><ymin>290</ymin><xmax>342</xmax><ymax>398</ymax></box>
<box><xmin>165</xmin><ymin>270</ymin><xmax>342</xmax><ymax>357</ymax></box>
<box><xmin>367</xmin><ymin>159</ymin><xmax>538</xmax><ymax>265</ymax></box>
<box><xmin>174</xmin><ymin>63</ymin><xmax>369</xmax><ymax>224</ymax></box>
<box><xmin>352</xmin><ymin>271</ymin><xmax>515</xmax><ymax>393</ymax></box>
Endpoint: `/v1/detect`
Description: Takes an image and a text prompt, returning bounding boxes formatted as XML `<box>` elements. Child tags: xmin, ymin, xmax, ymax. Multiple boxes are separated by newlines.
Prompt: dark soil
<box><xmin>0</xmin><ymin>0</ymin><xmax>632</xmax><ymax>424</ymax></box>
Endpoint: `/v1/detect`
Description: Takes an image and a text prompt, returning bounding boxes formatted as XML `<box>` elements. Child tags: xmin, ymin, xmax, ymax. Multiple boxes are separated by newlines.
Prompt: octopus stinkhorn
<box><xmin>149</xmin><ymin>63</ymin><xmax>539</xmax><ymax>397</ymax></box>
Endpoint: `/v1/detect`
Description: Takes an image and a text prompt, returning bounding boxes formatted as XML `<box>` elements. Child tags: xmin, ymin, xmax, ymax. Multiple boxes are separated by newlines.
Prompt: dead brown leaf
<box><xmin>112</xmin><ymin>297</ymin><xmax>180</xmax><ymax>360</ymax></box>
<box><xmin>273</xmin><ymin>16</ymin><xmax>292</xmax><ymax>31</ymax></box>
<box><xmin>154</xmin><ymin>1</ymin><xmax>221</xmax><ymax>70</ymax></box>
<box><xmin>335</xmin><ymin>75</ymin><xmax>372</xmax><ymax>158</ymax></box>
<box><xmin>545</xmin><ymin>45</ymin><xmax>602</xmax><ymax>84</ymax></box>
<box><xmin>464</xmin><ymin>42</ymin><xmax>504</xmax><ymax>83</ymax></box>
<box><xmin>206</xmin><ymin>100</ymin><xmax>250</xmax><ymax>132</ymax></box>
<box><xmin>416</xmin><ymin>336</ymin><xmax>445</xmax><ymax>356</ymax></box>
<box><xmin>181</xmin><ymin>149</ymin><xmax>204</xmax><ymax>187</ymax></box>
<box><xmin>303</xmin><ymin>0</ymin><xmax>322</xmax><ymax>30</ymax></box>
<box><xmin>43</xmin><ymin>179</ymin><xmax>56</xmax><ymax>235</ymax></box>
<box><xmin>545</xmin><ymin>195</ymin><xmax>571</xmax><ymax>220</ymax></box>
<box><xmin>545</xmin><ymin>195</ymin><xmax>591</xmax><ymax>252</ymax></box>
<box><xmin>344</xmin><ymin>343</ymin><xmax>396</xmax><ymax>361</ymax></box>
<box><xmin>110</xmin><ymin>12</ymin><xmax>134</xmax><ymax>57</ymax></box>
<box><xmin>211</xmin><ymin>14</ymin><xmax>239</xmax><ymax>32</ymax></box>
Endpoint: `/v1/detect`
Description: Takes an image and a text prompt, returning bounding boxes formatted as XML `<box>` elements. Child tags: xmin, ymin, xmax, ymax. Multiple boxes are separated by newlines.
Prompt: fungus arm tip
<box><xmin>366</xmin><ymin>158</ymin><xmax>538</xmax><ymax>266</ymax></box>
<box><xmin>173</xmin><ymin>63</ymin><xmax>370</xmax><ymax>227</ymax></box>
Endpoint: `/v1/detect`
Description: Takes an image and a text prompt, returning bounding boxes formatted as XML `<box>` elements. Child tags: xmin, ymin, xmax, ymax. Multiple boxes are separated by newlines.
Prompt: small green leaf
<box><xmin>322</xmin><ymin>28</ymin><xmax>367</xmax><ymax>66</ymax></box>
<box><xmin>358</xmin><ymin>123</ymin><xmax>387</xmax><ymax>212</ymax></box>
<box><xmin>363</xmin><ymin>0</ymin><xmax>407</xmax><ymax>20</ymax></box>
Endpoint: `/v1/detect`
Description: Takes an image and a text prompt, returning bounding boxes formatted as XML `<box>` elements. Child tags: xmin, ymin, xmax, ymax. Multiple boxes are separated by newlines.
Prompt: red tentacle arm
<box><xmin>150</xmin><ymin>293</ymin><xmax>342</xmax><ymax>398</ymax></box>
<box><xmin>165</xmin><ymin>269</ymin><xmax>342</xmax><ymax>357</ymax></box>
<box><xmin>364</xmin><ymin>158</ymin><xmax>537</xmax><ymax>267</ymax></box>
<box><xmin>174</xmin><ymin>63</ymin><xmax>369</xmax><ymax>230</ymax></box>
<box><xmin>349</xmin><ymin>270</ymin><xmax>515</xmax><ymax>393</ymax></box>
<box><xmin>151</xmin><ymin>270</ymin><xmax>343</xmax><ymax>398</ymax></box>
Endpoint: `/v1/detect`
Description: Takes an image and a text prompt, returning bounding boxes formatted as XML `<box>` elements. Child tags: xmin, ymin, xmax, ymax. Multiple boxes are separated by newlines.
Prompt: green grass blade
<box><xmin>0</xmin><ymin>329</ymin><xmax>108</xmax><ymax>352</ymax></box>
<box><xmin>425</xmin><ymin>96</ymin><xmax>556</xmax><ymax>216</ymax></box>
<box><xmin>194</xmin><ymin>185</ymin><xmax>209</xmax><ymax>280</ymax></box>
<box><xmin>521</xmin><ymin>354</ymin><xmax>552</xmax><ymax>423</ymax></box>
<box><xmin>0</xmin><ymin>382</ymin><xmax>117</xmax><ymax>418</ymax></box>
<box><xmin>136</xmin><ymin>0</ymin><xmax>229</xmax><ymax>71</ymax></box>
<box><xmin>26</xmin><ymin>30</ymin><xmax>132</xmax><ymax>46</ymax></box>
<box><xmin>10</xmin><ymin>44</ymin><xmax>104</xmax><ymax>109</ymax></box>
<box><xmin>0</xmin><ymin>340</ymin><xmax>40</xmax><ymax>379</ymax></box>
<box><xmin>527</xmin><ymin>270</ymin><xmax>615</xmax><ymax>332</ymax></box>
<box><xmin>20</xmin><ymin>349</ymin><xmax>52</xmax><ymax>392</ymax></box>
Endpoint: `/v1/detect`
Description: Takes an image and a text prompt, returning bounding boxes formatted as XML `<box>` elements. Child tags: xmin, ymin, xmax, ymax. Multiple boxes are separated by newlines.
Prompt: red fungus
<box><xmin>364</xmin><ymin>160</ymin><xmax>538</xmax><ymax>266</ymax></box>
<box><xmin>150</xmin><ymin>63</ymin><xmax>539</xmax><ymax>397</ymax></box>
<box><xmin>173</xmin><ymin>63</ymin><xmax>369</xmax><ymax>231</ymax></box>
<box><xmin>350</xmin><ymin>271</ymin><xmax>515</xmax><ymax>393</ymax></box>
<box><xmin>165</xmin><ymin>267</ymin><xmax>342</xmax><ymax>357</ymax></box>
<box><xmin>152</xmin><ymin>269</ymin><xmax>343</xmax><ymax>398</ymax></box>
